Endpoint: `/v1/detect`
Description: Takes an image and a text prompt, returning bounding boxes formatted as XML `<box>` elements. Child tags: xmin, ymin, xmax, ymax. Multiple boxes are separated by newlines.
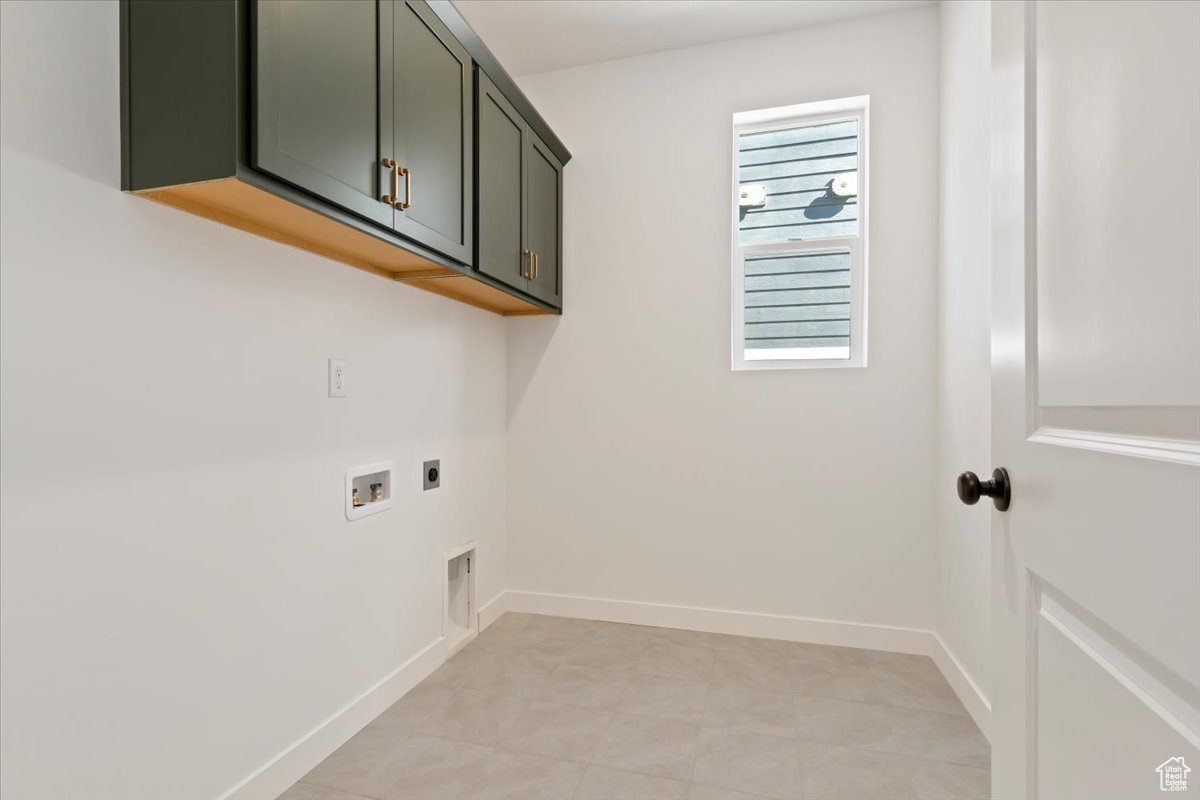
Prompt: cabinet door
<box><xmin>390</xmin><ymin>1</ymin><xmax>473</xmax><ymax>264</ymax></box>
<box><xmin>254</xmin><ymin>0</ymin><xmax>392</xmax><ymax>226</ymax></box>
<box><xmin>525</xmin><ymin>131</ymin><xmax>563</xmax><ymax>306</ymax></box>
<box><xmin>475</xmin><ymin>70</ymin><xmax>528</xmax><ymax>292</ymax></box>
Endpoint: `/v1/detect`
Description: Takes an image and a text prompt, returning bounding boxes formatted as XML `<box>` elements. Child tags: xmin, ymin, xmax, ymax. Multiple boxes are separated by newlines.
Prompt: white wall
<box><xmin>506</xmin><ymin>7</ymin><xmax>940</xmax><ymax>634</ymax></box>
<box><xmin>935</xmin><ymin>0</ymin><xmax>992</xmax><ymax>713</ymax></box>
<box><xmin>0</xmin><ymin>2</ymin><xmax>507</xmax><ymax>797</ymax></box>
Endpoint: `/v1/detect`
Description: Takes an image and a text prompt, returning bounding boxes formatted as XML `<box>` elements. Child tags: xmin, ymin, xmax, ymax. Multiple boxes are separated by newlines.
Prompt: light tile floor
<box><xmin>280</xmin><ymin>614</ymin><xmax>990</xmax><ymax>800</ymax></box>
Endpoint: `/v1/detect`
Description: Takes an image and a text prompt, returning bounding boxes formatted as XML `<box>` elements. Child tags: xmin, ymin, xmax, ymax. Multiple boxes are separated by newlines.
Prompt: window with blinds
<box><xmin>731</xmin><ymin>97</ymin><xmax>868</xmax><ymax>370</ymax></box>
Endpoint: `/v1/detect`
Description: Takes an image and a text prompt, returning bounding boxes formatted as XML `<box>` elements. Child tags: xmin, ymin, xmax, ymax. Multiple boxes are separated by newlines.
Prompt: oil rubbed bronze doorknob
<box><xmin>957</xmin><ymin>468</ymin><xmax>1011</xmax><ymax>512</ymax></box>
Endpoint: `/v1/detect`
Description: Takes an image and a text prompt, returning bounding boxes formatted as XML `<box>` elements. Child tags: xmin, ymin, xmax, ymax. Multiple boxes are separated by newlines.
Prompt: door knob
<box><xmin>957</xmin><ymin>467</ymin><xmax>1011</xmax><ymax>511</ymax></box>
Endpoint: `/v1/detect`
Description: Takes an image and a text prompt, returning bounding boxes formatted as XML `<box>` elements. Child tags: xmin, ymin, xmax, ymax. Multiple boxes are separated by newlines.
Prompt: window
<box><xmin>731</xmin><ymin>96</ymin><xmax>868</xmax><ymax>370</ymax></box>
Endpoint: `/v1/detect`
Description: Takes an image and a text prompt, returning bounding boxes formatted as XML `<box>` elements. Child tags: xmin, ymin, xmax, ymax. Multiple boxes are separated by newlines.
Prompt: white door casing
<box><xmin>990</xmin><ymin>2</ymin><xmax>1200</xmax><ymax>798</ymax></box>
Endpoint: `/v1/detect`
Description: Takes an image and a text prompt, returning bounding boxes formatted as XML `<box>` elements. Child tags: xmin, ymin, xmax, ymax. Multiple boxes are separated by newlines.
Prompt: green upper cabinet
<box><xmin>475</xmin><ymin>69</ymin><xmax>563</xmax><ymax>306</ymax></box>
<box><xmin>253</xmin><ymin>0</ymin><xmax>392</xmax><ymax>227</ymax></box>
<box><xmin>525</xmin><ymin>131</ymin><xmax>562</xmax><ymax>305</ymax></box>
<box><xmin>476</xmin><ymin>70</ymin><xmax>526</xmax><ymax>290</ymax></box>
<box><xmin>146</xmin><ymin>0</ymin><xmax>566</xmax><ymax>312</ymax></box>
<box><xmin>255</xmin><ymin>0</ymin><xmax>472</xmax><ymax>264</ymax></box>
<box><xmin>388</xmin><ymin>1</ymin><xmax>473</xmax><ymax>264</ymax></box>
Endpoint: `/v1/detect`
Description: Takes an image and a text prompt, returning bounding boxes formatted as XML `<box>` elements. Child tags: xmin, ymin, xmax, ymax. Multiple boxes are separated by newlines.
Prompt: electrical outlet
<box><xmin>424</xmin><ymin>459</ymin><xmax>440</xmax><ymax>490</ymax></box>
<box><xmin>328</xmin><ymin>359</ymin><xmax>346</xmax><ymax>398</ymax></box>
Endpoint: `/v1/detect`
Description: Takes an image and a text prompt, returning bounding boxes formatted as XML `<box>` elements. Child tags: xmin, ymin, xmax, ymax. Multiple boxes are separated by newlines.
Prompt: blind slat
<box><xmin>738</xmin><ymin>153</ymin><xmax>857</xmax><ymax>182</ymax></box>
<box><xmin>748</xmin><ymin>172</ymin><xmax>854</xmax><ymax>195</ymax></box>
<box><xmin>746</xmin><ymin>336</ymin><xmax>851</xmax><ymax>349</ymax></box>
<box><xmin>744</xmin><ymin>287</ymin><xmax>850</xmax><ymax>307</ymax></box>
<box><xmin>745</xmin><ymin>271</ymin><xmax>849</xmax><ymax>291</ymax></box>
<box><xmin>738</xmin><ymin>119</ymin><xmax>857</xmax><ymax>149</ymax></box>
<box><xmin>739</xmin><ymin>137</ymin><xmax>857</xmax><ymax>167</ymax></box>
<box><xmin>745</xmin><ymin>320</ymin><xmax>851</xmax><ymax>338</ymax></box>
<box><xmin>744</xmin><ymin>304</ymin><xmax>849</xmax><ymax>323</ymax></box>
<box><xmin>745</xmin><ymin>252</ymin><xmax>850</xmax><ymax>275</ymax></box>
<box><xmin>739</xmin><ymin>220</ymin><xmax>859</xmax><ymax>243</ymax></box>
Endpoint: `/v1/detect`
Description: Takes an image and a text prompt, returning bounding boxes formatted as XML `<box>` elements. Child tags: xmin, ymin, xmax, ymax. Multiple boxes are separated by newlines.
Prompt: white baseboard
<box><xmin>930</xmin><ymin>632</ymin><xmax>991</xmax><ymax>739</ymax></box>
<box><xmin>477</xmin><ymin>590</ymin><xmax>510</xmax><ymax>632</ymax></box>
<box><xmin>501</xmin><ymin>589</ymin><xmax>992</xmax><ymax>739</ymax></box>
<box><xmin>503</xmin><ymin>589</ymin><xmax>932</xmax><ymax>654</ymax></box>
<box><xmin>219</xmin><ymin>636</ymin><xmax>446</xmax><ymax>800</ymax></box>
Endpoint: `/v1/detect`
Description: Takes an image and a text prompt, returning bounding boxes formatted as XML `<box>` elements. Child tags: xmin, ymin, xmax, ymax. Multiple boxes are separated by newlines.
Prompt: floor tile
<box><xmin>487</xmin><ymin>612</ymin><xmax>547</xmax><ymax>634</ymax></box>
<box><xmin>907</xmin><ymin>758</ymin><xmax>991</xmax><ymax>799</ymax></box>
<box><xmin>540</xmin><ymin>665</ymin><xmax>633</xmax><ymax>709</ymax></box>
<box><xmin>473</xmin><ymin>622</ymin><xmax>545</xmax><ymax>650</ymax></box>
<box><xmin>466</xmin><ymin>661</ymin><xmax>558</xmax><ymax>700</ymax></box>
<box><xmin>419</xmin><ymin>687</ymin><xmax>528</xmax><ymax>746</ymax></box>
<box><xmin>652</xmin><ymin>627</ymin><xmax>729</xmax><ymax>651</ymax></box>
<box><xmin>640</xmin><ymin>641</ymin><xmax>716</xmax><ymax>682</ymax></box>
<box><xmin>690</xmin><ymin>727</ymin><xmax>804</xmax><ymax>800</ymax></box>
<box><xmin>704</xmin><ymin>686</ymin><xmax>795</xmax><ymax>739</ymax></box>
<box><xmin>573</xmin><ymin>765</ymin><xmax>691</xmax><ymax>800</ymax></box>
<box><xmin>536</xmin><ymin>615</ymin><xmax>609</xmax><ymax>638</ymax></box>
<box><xmin>790</xmin><ymin>660</ymin><xmax>881</xmax><ymax>703</ymax></box>
<box><xmin>592</xmin><ymin>620</ymin><xmax>663</xmax><ymax>645</ymax></box>
<box><xmin>712</xmin><ymin>635</ymin><xmax>796</xmax><ymax>659</ymax></box>
<box><xmin>465</xmin><ymin>750</ymin><xmax>587</xmax><ymax>799</ymax></box>
<box><xmin>870</xmin><ymin>707</ymin><xmax>990</xmax><ymax>768</ymax></box>
<box><xmin>419</xmin><ymin>657</ymin><xmax>484</xmax><ymax>691</ymax></box>
<box><xmin>564</xmin><ymin>637</ymin><xmax>649</xmax><ymax>671</ymax></box>
<box><xmin>368</xmin><ymin>683</ymin><xmax>454</xmax><ymax>734</ymax></box>
<box><xmin>710</xmin><ymin>650</ymin><xmax>792</xmax><ymax>693</ymax></box>
<box><xmin>796</xmin><ymin>740</ymin><xmax>918</xmax><ymax>799</ymax></box>
<box><xmin>276</xmin><ymin>782</ymin><xmax>376</xmax><ymax>800</ymax></box>
<box><xmin>870</xmin><ymin>660</ymin><xmax>966</xmax><ymax>716</ymax></box>
<box><xmin>617</xmin><ymin>673</ymin><xmax>709</xmax><ymax>724</ymax></box>
<box><xmin>501</xmin><ymin>700</ymin><xmax>612</xmax><ymax>762</ymax></box>
<box><xmin>591</xmin><ymin>712</ymin><xmax>701</xmax><ymax>781</ymax></box>
<box><xmin>793</xmin><ymin>695</ymin><xmax>892</xmax><ymax>748</ymax></box>
<box><xmin>298</xmin><ymin>622</ymin><xmax>991</xmax><ymax>800</ymax></box>
<box><xmin>529</xmin><ymin>631</ymin><xmax>596</xmax><ymax>661</ymax></box>
<box><xmin>862</xmin><ymin>650</ymin><xmax>933</xmax><ymax>674</ymax></box>
<box><xmin>787</xmin><ymin>642</ymin><xmax>875</xmax><ymax>668</ymax></box>
<box><xmin>687</xmin><ymin>783</ymin><xmax>773</xmax><ymax>799</ymax></box>
<box><xmin>308</xmin><ymin>732</ymin><xmax>492</xmax><ymax>799</ymax></box>
<box><xmin>301</xmin><ymin>726</ymin><xmax>408</xmax><ymax>795</ymax></box>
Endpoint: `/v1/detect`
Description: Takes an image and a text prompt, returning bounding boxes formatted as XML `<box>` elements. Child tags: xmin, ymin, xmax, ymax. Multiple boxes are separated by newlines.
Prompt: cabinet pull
<box><xmin>531</xmin><ymin>251</ymin><xmax>538</xmax><ymax>280</ymax></box>
<box><xmin>522</xmin><ymin>249</ymin><xmax>532</xmax><ymax>279</ymax></box>
<box><xmin>381</xmin><ymin>158</ymin><xmax>399</xmax><ymax>204</ymax></box>
<box><xmin>395</xmin><ymin>165</ymin><xmax>412</xmax><ymax>210</ymax></box>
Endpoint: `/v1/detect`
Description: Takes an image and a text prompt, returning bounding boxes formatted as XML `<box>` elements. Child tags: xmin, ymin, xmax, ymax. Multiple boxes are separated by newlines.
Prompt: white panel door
<box><xmin>989</xmin><ymin>2</ymin><xmax>1200</xmax><ymax>798</ymax></box>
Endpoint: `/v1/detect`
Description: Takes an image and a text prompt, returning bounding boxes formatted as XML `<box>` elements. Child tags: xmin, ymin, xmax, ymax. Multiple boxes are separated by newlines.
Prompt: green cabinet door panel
<box><xmin>475</xmin><ymin>70</ymin><xmax>526</xmax><ymax>291</ymax></box>
<box><xmin>253</xmin><ymin>0</ymin><xmax>392</xmax><ymax>226</ymax></box>
<box><xmin>525</xmin><ymin>131</ymin><xmax>562</xmax><ymax>305</ymax></box>
<box><xmin>390</xmin><ymin>1</ymin><xmax>473</xmax><ymax>264</ymax></box>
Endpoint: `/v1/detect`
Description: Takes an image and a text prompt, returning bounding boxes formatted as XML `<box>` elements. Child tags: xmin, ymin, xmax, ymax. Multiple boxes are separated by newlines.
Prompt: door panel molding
<box><xmin>1029</xmin><ymin>427</ymin><xmax>1200</xmax><ymax>467</ymax></box>
<box><xmin>1034</xmin><ymin>577</ymin><xmax>1200</xmax><ymax>751</ymax></box>
<box><xmin>1017</xmin><ymin>1</ymin><xmax>1200</xmax><ymax>467</ymax></box>
<box><xmin>1030</xmin><ymin>576</ymin><xmax>1200</xmax><ymax>798</ymax></box>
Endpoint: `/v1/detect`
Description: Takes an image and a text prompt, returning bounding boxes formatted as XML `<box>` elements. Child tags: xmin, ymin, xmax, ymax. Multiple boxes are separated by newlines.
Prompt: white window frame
<box><xmin>731</xmin><ymin>96</ymin><xmax>869</xmax><ymax>371</ymax></box>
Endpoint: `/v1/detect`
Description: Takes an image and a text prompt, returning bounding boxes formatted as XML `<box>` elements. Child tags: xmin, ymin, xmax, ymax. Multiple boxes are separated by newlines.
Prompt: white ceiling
<box><xmin>453</xmin><ymin>0</ymin><xmax>932</xmax><ymax>77</ymax></box>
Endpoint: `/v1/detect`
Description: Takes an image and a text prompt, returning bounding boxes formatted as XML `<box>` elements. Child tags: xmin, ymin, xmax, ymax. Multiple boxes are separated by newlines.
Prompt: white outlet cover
<box><xmin>328</xmin><ymin>358</ymin><xmax>346</xmax><ymax>398</ymax></box>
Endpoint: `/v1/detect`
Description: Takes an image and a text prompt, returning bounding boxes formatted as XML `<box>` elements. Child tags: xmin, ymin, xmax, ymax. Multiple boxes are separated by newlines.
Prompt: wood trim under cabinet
<box><xmin>137</xmin><ymin>178</ymin><xmax>553</xmax><ymax>316</ymax></box>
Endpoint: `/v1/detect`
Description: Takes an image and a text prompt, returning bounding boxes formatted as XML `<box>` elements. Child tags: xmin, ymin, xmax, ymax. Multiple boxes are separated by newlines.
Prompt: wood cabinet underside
<box><xmin>138</xmin><ymin>178</ymin><xmax>549</xmax><ymax>315</ymax></box>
